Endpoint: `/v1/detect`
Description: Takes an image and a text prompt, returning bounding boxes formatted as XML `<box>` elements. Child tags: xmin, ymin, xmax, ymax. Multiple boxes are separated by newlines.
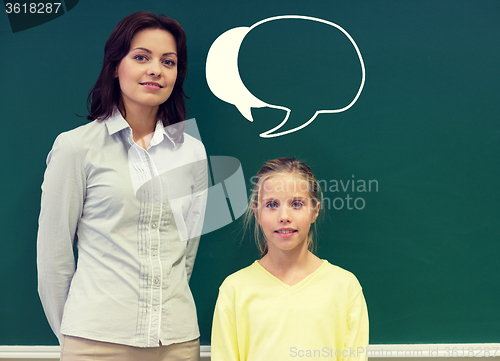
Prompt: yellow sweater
<box><xmin>211</xmin><ymin>260</ymin><xmax>369</xmax><ymax>361</ymax></box>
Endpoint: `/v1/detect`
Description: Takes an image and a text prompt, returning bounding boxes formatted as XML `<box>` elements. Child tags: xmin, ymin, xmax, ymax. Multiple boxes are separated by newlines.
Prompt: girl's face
<box><xmin>115</xmin><ymin>28</ymin><xmax>178</xmax><ymax>114</ymax></box>
<box><xmin>255</xmin><ymin>174</ymin><xmax>320</xmax><ymax>255</ymax></box>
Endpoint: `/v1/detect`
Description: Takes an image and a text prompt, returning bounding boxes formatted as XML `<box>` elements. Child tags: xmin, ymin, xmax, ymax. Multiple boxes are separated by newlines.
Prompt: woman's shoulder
<box><xmin>181</xmin><ymin>132</ymin><xmax>206</xmax><ymax>157</ymax></box>
<box><xmin>45</xmin><ymin>121</ymin><xmax>106</xmax><ymax>167</ymax></box>
<box><xmin>53</xmin><ymin>120</ymin><xmax>106</xmax><ymax>150</ymax></box>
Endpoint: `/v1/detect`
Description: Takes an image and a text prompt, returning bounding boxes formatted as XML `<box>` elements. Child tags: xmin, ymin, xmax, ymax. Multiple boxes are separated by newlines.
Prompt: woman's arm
<box><xmin>184</xmin><ymin>155</ymin><xmax>208</xmax><ymax>282</ymax></box>
<box><xmin>37</xmin><ymin>133</ymin><xmax>85</xmax><ymax>343</ymax></box>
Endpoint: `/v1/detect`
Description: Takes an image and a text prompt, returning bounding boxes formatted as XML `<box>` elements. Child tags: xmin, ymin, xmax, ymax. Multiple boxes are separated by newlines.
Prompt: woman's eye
<box><xmin>134</xmin><ymin>55</ymin><xmax>147</xmax><ymax>61</ymax></box>
<box><xmin>163</xmin><ymin>59</ymin><xmax>176</xmax><ymax>67</ymax></box>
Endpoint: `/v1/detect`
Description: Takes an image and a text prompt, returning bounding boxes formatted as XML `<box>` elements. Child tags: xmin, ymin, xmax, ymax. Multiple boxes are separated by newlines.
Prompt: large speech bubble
<box><xmin>206</xmin><ymin>15</ymin><xmax>365</xmax><ymax>138</ymax></box>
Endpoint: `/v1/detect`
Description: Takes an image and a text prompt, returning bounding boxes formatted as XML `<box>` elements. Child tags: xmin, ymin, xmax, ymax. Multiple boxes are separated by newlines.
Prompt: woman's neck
<box><xmin>121</xmin><ymin>105</ymin><xmax>159</xmax><ymax>143</ymax></box>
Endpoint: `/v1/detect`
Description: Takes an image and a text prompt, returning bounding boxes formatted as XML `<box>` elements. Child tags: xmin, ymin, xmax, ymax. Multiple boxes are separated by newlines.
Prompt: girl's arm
<box><xmin>344</xmin><ymin>290</ymin><xmax>369</xmax><ymax>361</ymax></box>
<box><xmin>37</xmin><ymin>133</ymin><xmax>85</xmax><ymax>343</ymax></box>
<box><xmin>211</xmin><ymin>291</ymin><xmax>240</xmax><ymax>361</ymax></box>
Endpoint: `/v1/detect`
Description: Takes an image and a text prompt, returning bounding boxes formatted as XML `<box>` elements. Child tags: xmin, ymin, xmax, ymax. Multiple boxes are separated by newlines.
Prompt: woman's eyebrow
<box><xmin>131</xmin><ymin>47</ymin><xmax>152</xmax><ymax>53</ymax></box>
<box><xmin>131</xmin><ymin>47</ymin><xmax>177</xmax><ymax>57</ymax></box>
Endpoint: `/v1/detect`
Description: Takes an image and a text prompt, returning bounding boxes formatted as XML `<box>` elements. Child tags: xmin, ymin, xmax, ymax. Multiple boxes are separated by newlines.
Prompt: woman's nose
<box><xmin>147</xmin><ymin>61</ymin><xmax>161</xmax><ymax>76</ymax></box>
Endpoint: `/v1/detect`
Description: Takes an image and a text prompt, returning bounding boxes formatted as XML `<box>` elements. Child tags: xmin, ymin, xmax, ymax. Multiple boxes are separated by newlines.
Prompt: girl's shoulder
<box><xmin>323</xmin><ymin>261</ymin><xmax>356</xmax><ymax>276</ymax></box>
<box><xmin>319</xmin><ymin>261</ymin><xmax>363</xmax><ymax>291</ymax></box>
<box><xmin>217</xmin><ymin>261</ymin><xmax>270</xmax><ymax>298</ymax></box>
<box><xmin>217</xmin><ymin>261</ymin><xmax>363</xmax><ymax>304</ymax></box>
<box><xmin>220</xmin><ymin>261</ymin><xmax>362</xmax><ymax>288</ymax></box>
<box><xmin>220</xmin><ymin>261</ymin><xmax>261</xmax><ymax>287</ymax></box>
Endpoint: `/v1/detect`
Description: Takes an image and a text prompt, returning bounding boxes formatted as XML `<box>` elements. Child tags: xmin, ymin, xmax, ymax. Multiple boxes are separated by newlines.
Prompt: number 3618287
<box><xmin>5</xmin><ymin>3</ymin><xmax>62</xmax><ymax>14</ymax></box>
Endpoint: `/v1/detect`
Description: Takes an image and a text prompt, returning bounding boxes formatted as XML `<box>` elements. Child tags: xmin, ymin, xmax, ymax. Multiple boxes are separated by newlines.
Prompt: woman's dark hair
<box><xmin>87</xmin><ymin>11</ymin><xmax>188</xmax><ymax>129</ymax></box>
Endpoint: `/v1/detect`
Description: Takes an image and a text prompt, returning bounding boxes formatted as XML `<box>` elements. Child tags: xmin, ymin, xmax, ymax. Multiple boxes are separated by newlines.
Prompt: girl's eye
<box><xmin>266</xmin><ymin>201</ymin><xmax>278</xmax><ymax>209</ymax></box>
<box><xmin>291</xmin><ymin>200</ymin><xmax>304</xmax><ymax>208</ymax></box>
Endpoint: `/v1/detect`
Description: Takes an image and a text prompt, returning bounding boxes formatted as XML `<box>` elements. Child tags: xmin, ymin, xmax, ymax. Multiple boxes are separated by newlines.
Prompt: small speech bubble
<box><xmin>206</xmin><ymin>15</ymin><xmax>365</xmax><ymax>138</ymax></box>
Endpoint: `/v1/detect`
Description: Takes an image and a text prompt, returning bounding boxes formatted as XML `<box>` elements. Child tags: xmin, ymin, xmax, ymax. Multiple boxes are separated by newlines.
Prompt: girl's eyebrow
<box><xmin>131</xmin><ymin>47</ymin><xmax>177</xmax><ymax>57</ymax></box>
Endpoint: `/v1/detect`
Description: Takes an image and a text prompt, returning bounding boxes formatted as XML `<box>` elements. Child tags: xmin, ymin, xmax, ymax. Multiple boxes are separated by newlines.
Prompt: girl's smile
<box><xmin>275</xmin><ymin>227</ymin><xmax>297</xmax><ymax>238</ymax></box>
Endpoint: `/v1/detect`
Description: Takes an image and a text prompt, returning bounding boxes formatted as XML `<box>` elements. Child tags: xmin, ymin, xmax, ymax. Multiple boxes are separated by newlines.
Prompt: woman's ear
<box><xmin>114</xmin><ymin>62</ymin><xmax>121</xmax><ymax>78</ymax></box>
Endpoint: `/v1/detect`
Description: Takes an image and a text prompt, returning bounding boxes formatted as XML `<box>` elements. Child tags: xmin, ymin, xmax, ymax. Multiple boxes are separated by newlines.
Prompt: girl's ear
<box><xmin>311</xmin><ymin>202</ymin><xmax>320</xmax><ymax>224</ymax></box>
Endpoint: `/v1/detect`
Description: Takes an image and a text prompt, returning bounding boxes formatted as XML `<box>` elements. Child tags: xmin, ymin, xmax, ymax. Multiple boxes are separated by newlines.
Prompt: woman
<box><xmin>37</xmin><ymin>11</ymin><xmax>207</xmax><ymax>361</ymax></box>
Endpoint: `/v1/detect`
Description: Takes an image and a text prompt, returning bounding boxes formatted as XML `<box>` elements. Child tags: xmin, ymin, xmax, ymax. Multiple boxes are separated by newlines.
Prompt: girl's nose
<box><xmin>279</xmin><ymin>207</ymin><xmax>292</xmax><ymax>223</ymax></box>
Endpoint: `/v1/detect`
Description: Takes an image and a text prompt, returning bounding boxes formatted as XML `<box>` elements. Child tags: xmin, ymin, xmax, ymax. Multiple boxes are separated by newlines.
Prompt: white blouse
<box><xmin>37</xmin><ymin>111</ymin><xmax>208</xmax><ymax>347</ymax></box>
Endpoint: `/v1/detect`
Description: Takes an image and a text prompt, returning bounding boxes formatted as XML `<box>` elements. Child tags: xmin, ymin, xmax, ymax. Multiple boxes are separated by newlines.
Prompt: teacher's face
<box><xmin>115</xmin><ymin>28</ymin><xmax>178</xmax><ymax>113</ymax></box>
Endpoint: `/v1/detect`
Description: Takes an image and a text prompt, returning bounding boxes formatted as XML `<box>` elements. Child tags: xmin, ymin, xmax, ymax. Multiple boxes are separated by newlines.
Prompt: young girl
<box><xmin>211</xmin><ymin>158</ymin><xmax>368</xmax><ymax>360</ymax></box>
<box><xmin>37</xmin><ymin>12</ymin><xmax>207</xmax><ymax>361</ymax></box>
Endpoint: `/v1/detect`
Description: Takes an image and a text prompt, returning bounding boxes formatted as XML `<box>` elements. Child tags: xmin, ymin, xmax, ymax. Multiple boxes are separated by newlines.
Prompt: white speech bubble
<box><xmin>206</xmin><ymin>15</ymin><xmax>366</xmax><ymax>138</ymax></box>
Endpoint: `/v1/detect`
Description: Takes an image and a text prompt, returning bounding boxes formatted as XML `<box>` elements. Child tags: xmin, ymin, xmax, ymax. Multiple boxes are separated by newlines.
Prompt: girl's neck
<box><xmin>259</xmin><ymin>248</ymin><xmax>323</xmax><ymax>286</ymax></box>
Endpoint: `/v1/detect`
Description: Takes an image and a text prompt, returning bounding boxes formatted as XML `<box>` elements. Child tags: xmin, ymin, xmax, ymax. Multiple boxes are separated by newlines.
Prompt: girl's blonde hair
<box><xmin>244</xmin><ymin>158</ymin><xmax>322</xmax><ymax>257</ymax></box>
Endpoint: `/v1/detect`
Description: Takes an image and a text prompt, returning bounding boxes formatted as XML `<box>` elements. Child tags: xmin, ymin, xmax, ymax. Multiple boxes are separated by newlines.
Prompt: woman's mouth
<box><xmin>140</xmin><ymin>82</ymin><xmax>163</xmax><ymax>90</ymax></box>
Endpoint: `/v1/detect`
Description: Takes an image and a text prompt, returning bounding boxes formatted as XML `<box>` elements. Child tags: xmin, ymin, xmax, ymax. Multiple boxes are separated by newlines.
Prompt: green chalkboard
<box><xmin>1</xmin><ymin>0</ymin><xmax>499</xmax><ymax>346</ymax></box>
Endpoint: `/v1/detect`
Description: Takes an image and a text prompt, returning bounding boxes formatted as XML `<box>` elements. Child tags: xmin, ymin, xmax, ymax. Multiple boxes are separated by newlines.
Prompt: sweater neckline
<box><xmin>253</xmin><ymin>259</ymin><xmax>328</xmax><ymax>293</ymax></box>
